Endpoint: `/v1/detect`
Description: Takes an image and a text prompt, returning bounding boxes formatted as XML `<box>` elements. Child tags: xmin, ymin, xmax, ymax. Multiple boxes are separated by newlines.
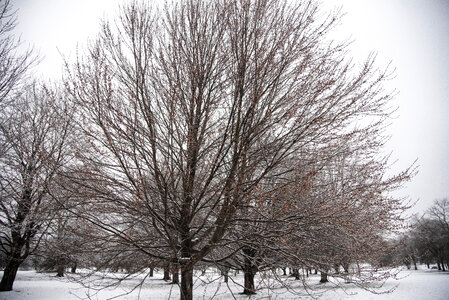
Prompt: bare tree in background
<box><xmin>428</xmin><ymin>199</ymin><xmax>449</xmax><ymax>234</ymax></box>
<box><xmin>287</xmin><ymin>146</ymin><xmax>411</xmax><ymax>285</ymax></box>
<box><xmin>64</xmin><ymin>0</ymin><xmax>411</xmax><ymax>299</ymax></box>
<box><xmin>0</xmin><ymin>83</ymin><xmax>73</xmax><ymax>291</ymax></box>
<box><xmin>217</xmin><ymin>138</ymin><xmax>412</xmax><ymax>294</ymax></box>
<box><xmin>411</xmin><ymin>199</ymin><xmax>449</xmax><ymax>271</ymax></box>
<box><xmin>0</xmin><ymin>0</ymin><xmax>35</xmax><ymax>105</ymax></box>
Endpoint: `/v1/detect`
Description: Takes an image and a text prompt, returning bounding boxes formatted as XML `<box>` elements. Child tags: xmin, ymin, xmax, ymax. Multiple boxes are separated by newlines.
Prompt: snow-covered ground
<box><xmin>1</xmin><ymin>266</ymin><xmax>448</xmax><ymax>299</ymax></box>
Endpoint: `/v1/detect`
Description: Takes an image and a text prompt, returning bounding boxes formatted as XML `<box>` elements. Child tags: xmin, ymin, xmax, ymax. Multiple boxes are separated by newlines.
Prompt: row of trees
<box><xmin>395</xmin><ymin>199</ymin><xmax>449</xmax><ymax>271</ymax></box>
<box><xmin>0</xmin><ymin>0</ymin><xmax>415</xmax><ymax>299</ymax></box>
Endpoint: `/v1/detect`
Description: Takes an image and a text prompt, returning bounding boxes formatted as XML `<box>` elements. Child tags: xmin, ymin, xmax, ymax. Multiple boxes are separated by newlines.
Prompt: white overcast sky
<box><xmin>11</xmin><ymin>0</ymin><xmax>449</xmax><ymax>215</ymax></box>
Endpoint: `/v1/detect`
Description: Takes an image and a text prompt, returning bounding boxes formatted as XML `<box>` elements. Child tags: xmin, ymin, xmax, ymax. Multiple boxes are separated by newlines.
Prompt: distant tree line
<box><xmin>392</xmin><ymin>199</ymin><xmax>449</xmax><ymax>271</ymax></box>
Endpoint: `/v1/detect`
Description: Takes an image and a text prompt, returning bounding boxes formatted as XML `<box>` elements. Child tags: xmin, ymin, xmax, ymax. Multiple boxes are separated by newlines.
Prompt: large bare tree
<box><xmin>65</xmin><ymin>0</ymin><xmax>409</xmax><ymax>299</ymax></box>
<box><xmin>0</xmin><ymin>83</ymin><xmax>73</xmax><ymax>291</ymax></box>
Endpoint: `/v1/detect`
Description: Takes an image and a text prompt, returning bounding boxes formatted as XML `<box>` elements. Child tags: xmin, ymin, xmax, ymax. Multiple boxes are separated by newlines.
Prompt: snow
<box><xmin>1</xmin><ymin>266</ymin><xmax>448</xmax><ymax>300</ymax></box>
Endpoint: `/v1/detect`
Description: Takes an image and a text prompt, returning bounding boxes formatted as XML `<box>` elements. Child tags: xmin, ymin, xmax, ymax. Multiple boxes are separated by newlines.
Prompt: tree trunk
<box><xmin>0</xmin><ymin>260</ymin><xmax>21</xmax><ymax>291</ymax></box>
<box><xmin>172</xmin><ymin>265</ymin><xmax>179</xmax><ymax>284</ymax></box>
<box><xmin>223</xmin><ymin>272</ymin><xmax>229</xmax><ymax>283</ymax></box>
<box><xmin>56</xmin><ymin>264</ymin><xmax>64</xmax><ymax>277</ymax></box>
<box><xmin>163</xmin><ymin>263</ymin><xmax>171</xmax><ymax>281</ymax></box>
<box><xmin>320</xmin><ymin>271</ymin><xmax>328</xmax><ymax>283</ymax></box>
<box><xmin>1</xmin><ymin>194</ymin><xmax>34</xmax><ymax>292</ymax></box>
<box><xmin>292</xmin><ymin>268</ymin><xmax>300</xmax><ymax>280</ymax></box>
<box><xmin>0</xmin><ymin>240</ymin><xmax>27</xmax><ymax>292</ymax></box>
<box><xmin>149</xmin><ymin>267</ymin><xmax>154</xmax><ymax>277</ymax></box>
<box><xmin>243</xmin><ymin>270</ymin><xmax>256</xmax><ymax>294</ymax></box>
<box><xmin>71</xmin><ymin>262</ymin><xmax>77</xmax><ymax>274</ymax></box>
<box><xmin>441</xmin><ymin>258</ymin><xmax>446</xmax><ymax>271</ymax></box>
<box><xmin>180</xmin><ymin>265</ymin><xmax>193</xmax><ymax>300</ymax></box>
<box><xmin>282</xmin><ymin>267</ymin><xmax>287</xmax><ymax>276</ymax></box>
<box><xmin>343</xmin><ymin>263</ymin><xmax>349</xmax><ymax>273</ymax></box>
<box><xmin>242</xmin><ymin>247</ymin><xmax>257</xmax><ymax>294</ymax></box>
<box><xmin>221</xmin><ymin>266</ymin><xmax>230</xmax><ymax>283</ymax></box>
<box><xmin>437</xmin><ymin>262</ymin><xmax>441</xmax><ymax>270</ymax></box>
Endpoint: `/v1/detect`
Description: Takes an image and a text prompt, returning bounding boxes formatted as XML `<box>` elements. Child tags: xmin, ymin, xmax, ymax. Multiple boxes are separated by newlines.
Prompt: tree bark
<box><xmin>221</xmin><ymin>266</ymin><xmax>230</xmax><ymax>283</ymax></box>
<box><xmin>320</xmin><ymin>271</ymin><xmax>328</xmax><ymax>283</ymax></box>
<box><xmin>71</xmin><ymin>262</ymin><xmax>77</xmax><ymax>274</ymax></box>
<box><xmin>243</xmin><ymin>270</ymin><xmax>256</xmax><ymax>295</ymax></box>
<box><xmin>163</xmin><ymin>263</ymin><xmax>171</xmax><ymax>281</ymax></box>
<box><xmin>0</xmin><ymin>237</ymin><xmax>26</xmax><ymax>292</ymax></box>
<box><xmin>180</xmin><ymin>265</ymin><xmax>193</xmax><ymax>300</ymax></box>
<box><xmin>56</xmin><ymin>264</ymin><xmax>64</xmax><ymax>277</ymax></box>
<box><xmin>172</xmin><ymin>265</ymin><xmax>179</xmax><ymax>284</ymax></box>
<box><xmin>242</xmin><ymin>247</ymin><xmax>257</xmax><ymax>294</ymax></box>
<box><xmin>0</xmin><ymin>260</ymin><xmax>21</xmax><ymax>291</ymax></box>
<box><xmin>149</xmin><ymin>267</ymin><xmax>154</xmax><ymax>277</ymax></box>
<box><xmin>223</xmin><ymin>272</ymin><xmax>229</xmax><ymax>283</ymax></box>
<box><xmin>343</xmin><ymin>263</ymin><xmax>349</xmax><ymax>273</ymax></box>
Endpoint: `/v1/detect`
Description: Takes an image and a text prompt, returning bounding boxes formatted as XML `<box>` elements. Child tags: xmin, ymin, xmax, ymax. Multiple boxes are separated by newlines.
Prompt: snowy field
<box><xmin>1</xmin><ymin>267</ymin><xmax>448</xmax><ymax>300</ymax></box>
